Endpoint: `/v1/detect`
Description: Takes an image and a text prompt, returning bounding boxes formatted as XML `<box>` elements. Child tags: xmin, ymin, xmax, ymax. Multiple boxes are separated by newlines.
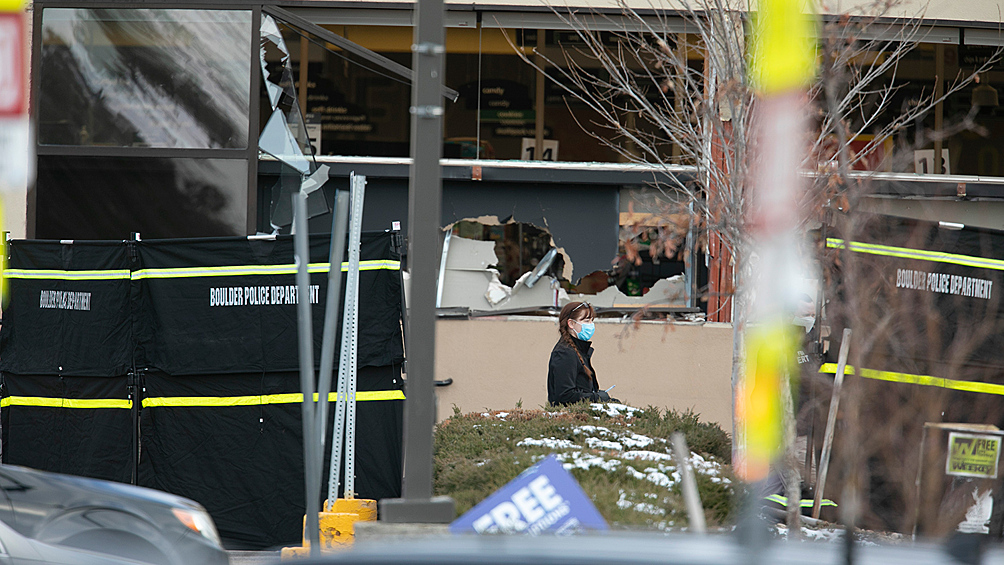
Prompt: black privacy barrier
<box><xmin>829</xmin><ymin>214</ymin><xmax>1004</xmax><ymax>380</ymax></box>
<box><xmin>0</xmin><ymin>241</ymin><xmax>132</xmax><ymax>376</ymax></box>
<box><xmin>138</xmin><ymin>366</ymin><xmax>403</xmax><ymax>549</ymax></box>
<box><xmin>1</xmin><ymin>375</ymin><xmax>133</xmax><ymax>484</ymax></box>
<box><xmin>0</xmin><ymin>233</ymin><xmax>405</xmax><ymax>549</ymax></box>
<box><xmin>134</xmin><ymin>233</ymin><xmax>404</xmax><ymax>374</ymax></box>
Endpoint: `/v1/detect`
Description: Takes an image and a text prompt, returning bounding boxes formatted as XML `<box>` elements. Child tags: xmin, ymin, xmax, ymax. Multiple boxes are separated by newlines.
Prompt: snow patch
<box><xmin>591</xmin><ymin>403</ymin><xmax>644</xmax><ymax>418</ymax></box>
<box><xmin>516</xmin><ymin>437</ymin><xmax>581</xmax><ymax>450</ymax></box>
<box><xmin>623</xmin><ymin>450</ymin><xmax>674</xmax><ymax>462</ymax></box>
<box><xmin>557</xmin><ymin>451</ymin><xmax>622</xmax><ymax>472</ymax></box>
<box><xmin>586</xmin><ymin>437</ymin><xmax>624</xmax><ymax>451</ymax></box>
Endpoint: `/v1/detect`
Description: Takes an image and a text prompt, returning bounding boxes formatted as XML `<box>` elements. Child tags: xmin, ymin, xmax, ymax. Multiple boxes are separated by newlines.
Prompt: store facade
<box><xmin>23</xmin><ymin>0</ymin><xmax>1004</xmax><ymax>307</ymax></box>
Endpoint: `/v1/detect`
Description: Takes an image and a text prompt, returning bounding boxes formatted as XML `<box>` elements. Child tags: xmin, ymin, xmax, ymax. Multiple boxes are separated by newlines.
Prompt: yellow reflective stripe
<box><xmin>826</xmin><ymin>238</ymin><xmax>1004</xmax><ymax>272</ymax></box>
<box><xmin>819</xmin><ymin>363</ymin><xmax>1004</xmax><ymax>395</ymax></box>
<box><xmin>4</xmin><ymin>269</ymin><xmax>131</xmax><ymax>280</ymax></box>
<box><xmin>763</xmin><ymin>495</ymin><xmax>835</xmax><ymax>507</ymax></box>
<box><xmin>944</xmin><ymin>379</ymin><xmax>1004</xmax><ymax>396</ymax></box>
<box><xmin>0</xmin><ymin>396</ymin><xmax>132</xmax><ymax>409</ymax></box>
<box><xmin>131</xmin><ymin>260</ymin><xmax>400</xmax><ymax>280</ymax></box>
<box><xmin>141</xmin><ymin>390</ymin><xmax>405</xmax><ymax>408</ymax></box>
<box><xmin>4</xmin><ymin>261</ymin><xmax>401</xmax><ymax>281</ymax></box>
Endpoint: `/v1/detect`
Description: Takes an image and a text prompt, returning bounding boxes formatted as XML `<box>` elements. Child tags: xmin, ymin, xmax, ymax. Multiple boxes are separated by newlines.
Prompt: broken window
<box><xmin>449</xmin><ymin>220</ymin><xmax>560</xmax><ymax>287</ymax></box>
<box><xmin>258</xmin><ymin>14</ymin><xmax>331</xmax><ymax>232</ymax></box>
<box><xmin>436</xmin><ymin>216</ymin><xmax>692</xmax><ymax>313</ymax></box>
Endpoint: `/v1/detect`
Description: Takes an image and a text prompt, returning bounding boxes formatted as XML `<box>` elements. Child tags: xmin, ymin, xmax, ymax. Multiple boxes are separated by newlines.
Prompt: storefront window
<box><xmin>38</xmin><ymin>8</ymin><xmax>252</xmax><ymax>149</ymax></box>
<box><xmin>36</xmin><ymin>156</ymin><xmax>248</xmax><ymax>239</ymax></box>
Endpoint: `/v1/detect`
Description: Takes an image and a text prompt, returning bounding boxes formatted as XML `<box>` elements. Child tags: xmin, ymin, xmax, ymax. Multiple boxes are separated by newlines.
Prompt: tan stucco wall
<box><xmin>433</xmin><ymin>317</ymin><xmax>735</xmax><ymax>427</ymax></box>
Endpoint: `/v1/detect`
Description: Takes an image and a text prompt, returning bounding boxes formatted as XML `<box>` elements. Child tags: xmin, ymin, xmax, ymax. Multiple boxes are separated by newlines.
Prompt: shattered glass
<box><xmin>259</xmin><ymin>15</ymin><xmax>330</xmax><ymax>231</ymax></box>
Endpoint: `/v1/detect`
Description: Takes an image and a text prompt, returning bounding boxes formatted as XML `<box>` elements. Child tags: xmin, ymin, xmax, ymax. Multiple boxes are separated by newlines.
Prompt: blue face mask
<box><xmin>575</xmin><ymin>321</ymin><xmax>595</xmax><ymax>341</ymax></box>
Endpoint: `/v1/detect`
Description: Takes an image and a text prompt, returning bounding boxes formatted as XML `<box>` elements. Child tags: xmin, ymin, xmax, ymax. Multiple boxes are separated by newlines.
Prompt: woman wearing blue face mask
<box><xmin>547</xmin><ymin>301</ymin><xmax>619</xmax><ymax>406</ymax></box>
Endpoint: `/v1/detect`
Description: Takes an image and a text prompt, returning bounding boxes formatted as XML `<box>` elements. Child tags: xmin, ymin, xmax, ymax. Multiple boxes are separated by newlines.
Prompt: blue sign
<box><xmin>450</xmin><ymin>455</ymin><xmax>609</xmax><ymax>534</ymax></box>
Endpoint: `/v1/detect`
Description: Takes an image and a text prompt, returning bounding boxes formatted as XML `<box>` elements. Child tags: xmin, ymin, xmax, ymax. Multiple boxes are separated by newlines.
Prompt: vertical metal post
<box><xmin>812</xmin><ymin>327</ymin><xmax>852</xmax><ymax>519</ymax></box>
<box><xmin>911</xmin><ymin>425</ymin><xmax>929</xmax><ymax>539</ymax></box>
<box><xmin>316</xmin><ymin>187</ymin><xmax>350</xmax><ymax>492</ymax></box>
<box><xmin>329</xmin><ymin>175</ymin><xmax>365</xmax><ymax>502</ymax></box>
<box><xmin>293</xmin><ymin>192</ymin><xmax>321</xmax><ymax>556</ymax></box>
<box><xmin>533</xmin><ymin>29</ymin><xmax>545</xmax><ymax>160</ymax></box>
<box><xmin>246</xmin><ymin>8</ymin><xmax>262</xmax><ymax>234</ymax></box>
<box><xmin>379</xmin><ymin>0</ymin><xmax>455</xmax><ymax>522</ymax></box>
<box><xmin>934</xmin><ymin>44</ymin><xmax>945</xmax><ymax>175</ymax></box>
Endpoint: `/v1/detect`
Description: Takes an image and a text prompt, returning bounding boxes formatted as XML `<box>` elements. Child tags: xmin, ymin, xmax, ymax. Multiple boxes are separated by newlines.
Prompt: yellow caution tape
<box><xmin>749</xmin><ymin>0</ymin><xmax>817</xmax><ymax>93</ymax></box>
<box><xmin>737</xmin><ymin>323</ymin><xmax>798</xmax><ymax>481</ymax></box>
<box><xmin>0</xmin><ymin>390</ymin><xmax>404</xmax><ymax>409</ymax></box>
<box><xmin>0</xmin><ymin>0</ymin><xmax>25</xmax><ymax>12</ymax></box>
<box><xmin>819</xmin><ymin>363</ymin><xmax>1004</xmax><ymax>395</ymax></box>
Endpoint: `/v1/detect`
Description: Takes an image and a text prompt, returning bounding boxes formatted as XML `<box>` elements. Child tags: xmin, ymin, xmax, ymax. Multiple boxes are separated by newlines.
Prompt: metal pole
<box><xmin>293</xmin><ymin>192</ymin><xmax>321</xmax><ymax>556</ymax></box>
<box><xmin>812</xmin><ymin>327</ymin><xmax>852</xmax><ymax>519</ymax></box>
<box><xmin>316</xmin><ymin>187</ymin><xmax>350</xmax><ymax>487</ymax></box>
<box><xmin>933</xmin><ymin>44</ymin><xmax>945</xmax><ymax>175</ymax></box>
<box><xmin>671</xmin><ymin>432</ymin><xmax>706</xmax><ymax>534</ymax></box>
<box><xmin>332</xmin><ymin>176</ymin><xmax>365</xmax><ymax>501</ymax></box>
<box><xmin>911</xmin><ymin>425</ymin><xmax>929</xmax><ymax>540</ymax></box>
<box><xmin>533</xmin><ymin>29</ymin><xmax>545</xmax><ymax>160</ymax></box>
<box><xmin>379</xmin><ymin>0</ymin><xmax>455</xmax><ymax>522</ymax></box>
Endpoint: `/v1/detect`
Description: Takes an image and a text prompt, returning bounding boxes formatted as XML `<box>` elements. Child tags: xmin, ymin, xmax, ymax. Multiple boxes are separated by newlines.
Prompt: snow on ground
<box><xmin>516</xmin><ymin>437</ymin><xmax>581</xmax><ymax>450</ymax></box>
<box><xmin>518</xmin><ymin>404</ymin><xmax>730</xmax><ymax>493</ymax></box>
<box><xmin>585</xmin><ymin>437</ymin><xmax>624</xmax><ymax>450</ymax></box>
<box><xmin>507</xmin><ymin>403</ymin><xmax>731</xmax><ymax>528</ymax></box>
<box><xmin>617</xmin><ymin>491</ymin><xmax>667</xmax><ymax>516</ymax></box>
<box><xmin>591</xmin><ymin>403</ymin><xmax>645</xmax><ymax>418</ymax></box>
<box><xmin>774</xmin><ymin>525</ymin><xmax>880</xmax><ymax>545</ymax></box>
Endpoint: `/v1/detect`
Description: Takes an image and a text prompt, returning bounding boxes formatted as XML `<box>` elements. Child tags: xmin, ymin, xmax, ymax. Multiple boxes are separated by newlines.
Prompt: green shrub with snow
<box><xmin>434</xmin><ymin>403</ymin><xmax>735</xmax><ymax>530</ymax></box>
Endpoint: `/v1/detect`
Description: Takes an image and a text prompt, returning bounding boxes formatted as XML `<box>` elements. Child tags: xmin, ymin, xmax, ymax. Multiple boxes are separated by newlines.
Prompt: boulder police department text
<box><xmin>896</xmin><ymin>268</ymin><xmax>993</xmax><ymax>300</ymax></box>
<box><xmin>210</xmin><ymin>285</ymin><xmax>320</xmax><ymax>307</ymax></box>
<box><xmin>39</xmin><ymin>290</ymin><xmax>92</xmax><ymax>311</ymax></box>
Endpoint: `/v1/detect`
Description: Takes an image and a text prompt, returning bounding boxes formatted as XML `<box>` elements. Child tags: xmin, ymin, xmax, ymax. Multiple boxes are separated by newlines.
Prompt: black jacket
<box><xmin>547</xmin><ymin>336</ymin><xmax>609</xmax><ymax>406</ymax></box>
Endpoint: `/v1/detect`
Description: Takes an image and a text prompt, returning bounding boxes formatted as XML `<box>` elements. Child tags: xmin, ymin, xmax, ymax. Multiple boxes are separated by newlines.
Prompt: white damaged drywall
<box><xmin>438</xmin><ymin>234</ymin><xmax>568</xmax><ymax>311</ymax></box>
<box><xmin>437</xmin><ymin>219</ymin><xmax>688</xmax><ymax>312</ymax></box>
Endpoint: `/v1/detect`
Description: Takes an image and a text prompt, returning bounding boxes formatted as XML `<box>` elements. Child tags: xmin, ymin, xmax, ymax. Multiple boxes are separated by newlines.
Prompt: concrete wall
<box><xmin>433</xmin><ymin>317</ymin><xmax>735</xmax><ymax>427</ymax></box>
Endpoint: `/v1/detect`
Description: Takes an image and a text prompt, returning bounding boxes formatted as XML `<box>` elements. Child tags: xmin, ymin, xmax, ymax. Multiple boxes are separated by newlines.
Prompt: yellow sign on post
<box><xmin>946</xmin><ymin>432</ymin><xmax>1001</xmax><ymax>478</ymax></box>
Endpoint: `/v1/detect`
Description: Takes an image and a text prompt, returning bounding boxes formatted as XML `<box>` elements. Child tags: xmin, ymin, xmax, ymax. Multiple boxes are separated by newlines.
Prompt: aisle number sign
<box><xmin>946</xmin><ymin>432</ymin><xmax>1001</xmax><ymax>479</ymax></box>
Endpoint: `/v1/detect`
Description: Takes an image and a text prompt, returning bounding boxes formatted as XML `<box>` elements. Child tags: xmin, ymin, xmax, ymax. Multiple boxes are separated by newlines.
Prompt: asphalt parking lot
<box><xmin>229</xmin><ymin>551</ymin><xmax>281</xmax><ymax>565</ymax></box>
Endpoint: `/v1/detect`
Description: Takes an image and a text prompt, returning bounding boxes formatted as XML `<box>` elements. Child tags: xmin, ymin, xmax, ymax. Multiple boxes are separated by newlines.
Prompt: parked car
<box><xmin>0</xmin><ymin>464</ymin><xmax>228</xmax><ymax>565</ymax></box>
<box><xmin>0</xmin><ymin>514</ymin><xmax>151</xmax><ymax>565</ymax></box>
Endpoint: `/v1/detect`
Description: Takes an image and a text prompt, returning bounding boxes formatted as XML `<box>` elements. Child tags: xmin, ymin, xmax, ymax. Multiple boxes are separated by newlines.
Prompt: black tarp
<box><xmin>0</xmin><ymin>233</ymin><xmax>405</xmax><ymax>549</ymax></box>
<box><xmin>134</xmin><ymin>233</ymin><xmax>402</xmax><ymax>375</ymax></box>
<box><xmin>2</xmin><ymin>375</ymin><xmax>133</xmax><ymax>484</ymax></box>
<box><xmin>831</xmin><ymin>214</ymin><xmax>1004</xmax><ymax>379</ymax></box>
<box><xmin>138</xmin><ymin>366</ymin><xmax>403</xmax><ymax>548</ymax></box>
<box><xmin>824</xmin><ymin>214</ymin><xmax>1004</xmax><ymax>534</ymax></box>
<box><xmin>0</xmin><ymin>241</ymin><xmax>132</xmax><ymax>376</ymax></box>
